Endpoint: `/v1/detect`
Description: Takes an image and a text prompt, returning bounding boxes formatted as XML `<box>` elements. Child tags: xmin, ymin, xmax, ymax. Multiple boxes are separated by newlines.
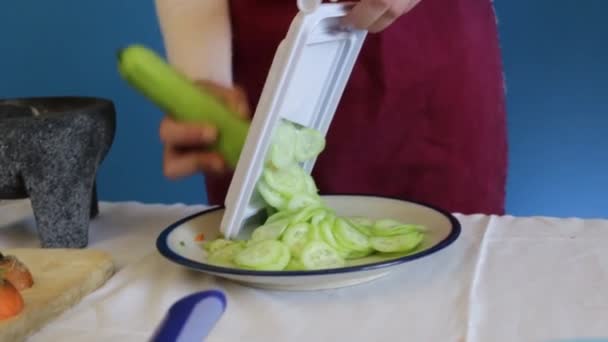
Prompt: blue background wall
<box><xmin>496</xmin><ymin>1</ymin><xmax>608</xmax><ymax>218</ymax></box>
<box><xmin>0</xmin><ymin>1</ymin><xmax>207</xmax><ymax>205</ymax></box>
<box><xmin>1</xmin><ymin>1</ymin><xmax>606</xmax><ymax>218</ymax></box>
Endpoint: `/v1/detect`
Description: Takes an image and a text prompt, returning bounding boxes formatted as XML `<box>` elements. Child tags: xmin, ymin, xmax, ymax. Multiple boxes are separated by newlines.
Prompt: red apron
<box><xmin>207</xmin><ymin>0</ymin><xmax>508</xmax><ymax>215</ymax></box>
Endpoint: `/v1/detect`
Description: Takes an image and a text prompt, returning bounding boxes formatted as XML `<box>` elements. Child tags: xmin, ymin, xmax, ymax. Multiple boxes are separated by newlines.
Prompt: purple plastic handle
<box><xmin>151</xmin><ymin>290</ymin><xmax>227</xmax><ymax>342</ymax></box>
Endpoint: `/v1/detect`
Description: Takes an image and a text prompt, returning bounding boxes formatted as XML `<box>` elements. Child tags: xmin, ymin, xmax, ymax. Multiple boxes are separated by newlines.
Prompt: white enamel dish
<box><xmin>156</xmin><ymin>194</ymin><xmax>461</xmax><ymax>291</ymax></box>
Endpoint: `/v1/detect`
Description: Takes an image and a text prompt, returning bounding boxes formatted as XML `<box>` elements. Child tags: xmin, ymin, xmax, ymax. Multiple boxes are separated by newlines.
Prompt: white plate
<box><xmin>156</xmin><ymin>195</ymin><xmax>461</xmax><ymax>291</ymax></box>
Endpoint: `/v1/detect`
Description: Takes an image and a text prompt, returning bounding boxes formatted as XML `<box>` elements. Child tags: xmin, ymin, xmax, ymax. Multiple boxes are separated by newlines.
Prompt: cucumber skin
<box><xmin>117</xmin><ymin>44</ymin><xmax>249</xmax><ymax>168</ymax></box>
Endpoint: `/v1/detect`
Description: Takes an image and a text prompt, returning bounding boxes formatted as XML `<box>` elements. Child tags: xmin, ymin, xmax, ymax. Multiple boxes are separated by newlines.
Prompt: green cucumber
<box><xmin>265</xmin><ymin>210</ymin><xmax>294</xmax><ymax>225</ymax></box>
<box><xmin>281</xmin><ymin>222</ymin><xmax>311</xmax><ymax>257</ymax></box>
<box><xmin>250</xmin><ymin>219</ymin><xmax>290</xmax><ymax>242</ymax></box>
<box><xmin>344</xmin><ymin>249</ymin><xmax>374</xmax><ymax>259</ymax></box>
<box><xmin>370</xmin><ymin>232</ymin><xmax>424</xmax><ymax>253</ymax></box>
<box><xmin>285</xmin><ymin>258</ymin><xmax>305</xmax><ymax>270</ymax></box>
<box><xmin>300</xmin><ymin>241</ymin><xmax>345</xmax><ymax>270</ymax></box>
<box><xmin>202</xmin><ymin>239</ymin><xmax>234</xmax><ymax>253</ymax></box>
<box><xmin>333</xmin><ymin>218</ymin><xmax>372</xmax><ymax>253</ymax></box>
<box><xmin>269</xmin><ymin>121</ymin><xmax>297</xmax><ymax>169</ymax></box>
<box><xmin>287</xmin><ymin>194</ymin><xmax>322</xmax><ymax>212</ymax></box>
<box><xmin>117</xmin><ymin>44</ymin><xmax>248</xmax><ymax>168</ymax></box>
<box><xmin>257</xmin><ymin>178</ymin><xmax>287</xmax><ymax>210</ymax></box>
<box><xmin>234</xmin><ymin>240</ymin><xmax>291</xmax><ymax>271</ymax></box>
<box><xmin>302</xmin><ymin>170</ymin><xmax>319</xmax><ymax>195</ymax></box>
<box><xmin>263</xmin><ymin>166</ymin><xmax>305</xmax><ymax>197</ymax></box>
<box><xmin>319</xmin><ymin>218</ymin><xmax>350</xmax><ymax>258</ymax></box>
<box><xmin>345</xmin><ymin>217</ymin><xmax>373</xmax><ymax>237</ymax></box>
<box><xmin>208</xmin><ymin>242</ymin><xmax>246</xmax><ymax>267</ymax></box>
<box><xmin>310</xmin><ymin>209</ymin><xmax>329</xmax><ymax>226</ymax></box>
<box><xmin>294</xmin><ymin>127</ymin><xmax>325</xmax><ymax>162</ymax></box>
<box><xmin>372</xmin><ymin>219</ymin><xmax>424</xmax><ymax>237</ymax></box>
<box><xmin>289</xmin><ymin>206</ymin><xmax>324</xmax><ymax>225</ymax></box>
<box><xmin>308</xmin><ymin>223</ymin><xmax>322</xmax><ymax>242</ymax></box>
<box><xmin>201</xmin><ymin>120</ymin><xmax>429</xmax><ymax>271</ymax></box>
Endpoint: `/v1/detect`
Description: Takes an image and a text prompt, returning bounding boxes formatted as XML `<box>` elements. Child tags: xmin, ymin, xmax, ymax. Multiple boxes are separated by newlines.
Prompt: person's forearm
<box><xmin>154</xmin><ymin>0</ymin><xmax>233</xmax><ymax>86</ymax></box>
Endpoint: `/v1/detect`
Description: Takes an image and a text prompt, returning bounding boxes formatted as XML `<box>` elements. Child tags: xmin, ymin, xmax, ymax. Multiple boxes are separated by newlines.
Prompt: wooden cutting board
<box><xmin>0</xmin><ymin>248</ymin><xmax>114</xmax><ymax>342</ymax></box>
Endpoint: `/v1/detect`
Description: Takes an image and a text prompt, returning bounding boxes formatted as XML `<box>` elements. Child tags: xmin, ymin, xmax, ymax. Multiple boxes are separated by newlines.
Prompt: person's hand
<box><xmin>159</xmin><ymin>80</ymin><xmax>250</xmax><ymax>179</ymax></box>
<box><xmin>342</xmin><ymin>0</ymin><xmax>423</xmax><ymax>33</ymax></box>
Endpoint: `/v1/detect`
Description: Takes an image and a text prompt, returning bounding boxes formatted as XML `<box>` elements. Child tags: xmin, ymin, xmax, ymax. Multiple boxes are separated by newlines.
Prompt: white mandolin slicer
<box><xmin>220</xmin><ymin>1</ymin><xmax>368</xmax><ymax>239</ymax></box>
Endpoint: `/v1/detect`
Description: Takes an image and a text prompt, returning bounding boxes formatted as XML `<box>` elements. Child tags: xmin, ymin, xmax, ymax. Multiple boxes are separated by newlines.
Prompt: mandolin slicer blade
<box><xmin>220</xmin><ymin>2</ymin><xmax>367</xmax><ymax>239</ymax></box>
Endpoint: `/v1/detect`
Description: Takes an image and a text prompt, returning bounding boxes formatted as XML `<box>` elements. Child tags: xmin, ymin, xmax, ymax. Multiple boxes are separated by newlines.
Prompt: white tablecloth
<box><xmin>1</xmin><ymin>200</ymin><xmax>607</xmax><ymax>342</ymax></box>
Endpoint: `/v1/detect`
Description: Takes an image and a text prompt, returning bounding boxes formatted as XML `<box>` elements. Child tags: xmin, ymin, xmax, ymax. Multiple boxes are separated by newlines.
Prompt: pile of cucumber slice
<box><xmin>203</xmin><ymin>120</ymin><xmax>426</xmax><ymax>271</ymax></box>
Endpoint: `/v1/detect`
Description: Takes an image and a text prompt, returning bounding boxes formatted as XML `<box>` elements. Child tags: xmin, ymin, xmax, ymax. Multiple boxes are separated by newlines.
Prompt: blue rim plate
<box><xmin>156</xmin><ymin>194</ymin><xmax>461</xmax><ymax>278</ymax></box>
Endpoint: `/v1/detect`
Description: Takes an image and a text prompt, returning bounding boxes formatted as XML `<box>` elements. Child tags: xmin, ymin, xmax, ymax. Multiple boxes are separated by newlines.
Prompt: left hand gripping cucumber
<box><xmin>117</xmin><ymin>44</ymin><xmax>249</xmax><ymax>168</ymax></box>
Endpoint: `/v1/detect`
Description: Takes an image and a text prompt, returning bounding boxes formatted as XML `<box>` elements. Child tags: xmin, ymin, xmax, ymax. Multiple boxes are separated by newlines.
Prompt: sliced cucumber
<box><xmin>319</xmin><ymin>218</ymin><xmax>350</xmax><ymax>258</ymax></box>
<box><xmin>287</xmin><ymin>194</ymin><xmax>322</xmax><ymax>212</ymax></box>
<box><xmin>265</xmin><ymin>210</ymin><xmax>293</xmax><ymax>225</ymax></box>
<box><xmin>295</xmin><ymin>127</ymin><xmax>325</xmax><ymax>162</ymax></box>
<box><xmin>310</xmin><ymin>208</ymin><xmax>329</xmax><ymax>226</ymax></box>
<box><xmin>300</xmin><ymin>241</ymin><xmax>345</xmax><ymax>270</ymax></box>
<box><xmin>344</xmin><ymin>249</ymin><xmax>374</xmax><ymax>259</ymax></box>
<box><xmin>257</xmin><ymin>178</ymin><xmax>287</xmax><ymax>210</ymax></box>
<box><xmin>203</xmin><ymin>122</ymin><xmax>429</xmax><ymax>272</ymax></box>
<box><xmin>281</xmin><ymin>222</ymin><xmax>311</xmax><ymax>257</ymax></box>
<box><xmin>370</xmin><ymin>231</ymin><xmax>424</xmax><ymax>253</ymax></box>
<box><xmin>302</xmin><ymin>170</ymin><xmax>319</xmax><ymax>195</ymax></box>
<box><xmin>308</xmin><ymin>223</ymin><xmax>322</xmax><ymax>241</ymax></box>
<box><xmin>208</xmin><ymin>242</ymin><xmax>246</xmax><ymax>267</ymax></box>
<box><xmin>285</xmin><ymin>258</ymin><xmax>305</xmax><ymax>271</ymax></box>
<box><xmin>345</xmin><ymin>217</ymin><xmax>373</xmax><ymax>237</ymax></box>
<box><xmin>234</xmin><ymin>240</ymin><xmax>291</xmax><ymax>271</ymax></box>
<box><xmin>202</xmin><ymin>238</ymin><xmax>233</xmax><ymax>253</ymax></box>
<box><xmin>263</xmin><ymin>166</ymin><xmax>305</xmax><ymax>198</ymax></box>
<box><xmin>333</xmin><ymin>218</ymin><xmax>372</xmax><ymax>253</ymax></box>
<box><xmin>289</xmin><ymin>205</ymin><xmax>323</xmax><ymax>225</ymax></box>
<box><xmin>372</xmin><ymin>219</ymin><xmax>424</xmax><ymax>237</ymax></box>
<box><xmin>250</xmin><ymin>219</ymin><xmax>290</xmax><ymax>242</ymax></box>
<box><xmin>269</xmin><ymin>121</ymin><xmax>297</xmax><ymax>169</ymax></box>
